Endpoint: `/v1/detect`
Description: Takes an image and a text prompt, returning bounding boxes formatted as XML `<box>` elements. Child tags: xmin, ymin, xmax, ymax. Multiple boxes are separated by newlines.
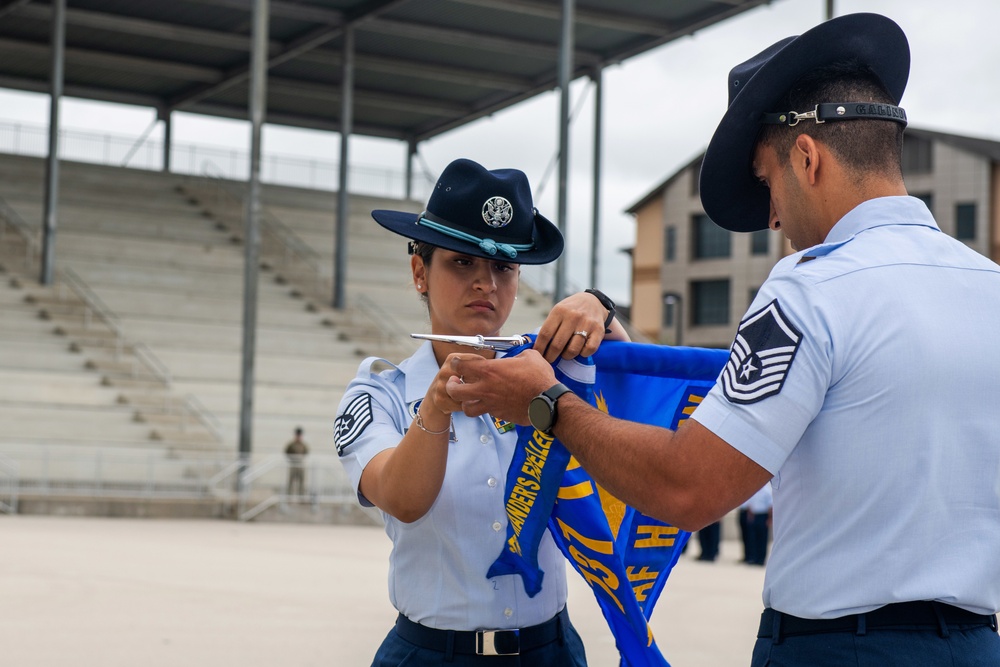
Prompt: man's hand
<box><xmin>445</xmin><ymin>350</ymin><xmax>557</xmax><ymax>424</ymax></box>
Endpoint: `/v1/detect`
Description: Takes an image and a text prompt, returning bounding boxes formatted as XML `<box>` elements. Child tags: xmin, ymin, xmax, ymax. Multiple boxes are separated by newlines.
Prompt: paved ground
<box><xmin>0</xmin><ymin>515</ymin><xmax>765</xmax><ymax>666</ymax></box>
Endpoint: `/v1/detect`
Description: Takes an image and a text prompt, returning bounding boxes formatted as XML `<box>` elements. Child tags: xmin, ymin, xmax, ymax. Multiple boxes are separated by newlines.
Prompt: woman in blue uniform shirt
<box><xmin>335</xmin><ymin>158</ymin><xmax>626</xmax><ymax>666</ymax></box>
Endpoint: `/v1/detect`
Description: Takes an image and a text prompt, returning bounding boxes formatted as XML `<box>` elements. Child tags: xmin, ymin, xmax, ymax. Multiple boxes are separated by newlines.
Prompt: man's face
<box><xmin>751</xmin><ymin>141</ymin><xmax>817</xmax><ymax>251</ymax></box>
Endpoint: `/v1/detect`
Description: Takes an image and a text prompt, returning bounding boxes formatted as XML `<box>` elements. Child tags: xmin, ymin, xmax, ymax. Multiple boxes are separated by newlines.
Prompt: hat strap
<box><xmin>417</xmin><ymin>217</ymin><xmax>533</xmax><ymax>259</ymax></box>
<box><xmin>761</xmin><ymin>102</ymin><xmax>907</xmax><ymax>128</ymax></box>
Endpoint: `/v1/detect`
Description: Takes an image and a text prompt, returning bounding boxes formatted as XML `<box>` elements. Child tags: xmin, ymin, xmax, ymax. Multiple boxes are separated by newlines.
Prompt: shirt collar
<box><xmin>824</xmin><ymin>195</ymin><xmax>940</xmax><ymax>246</ymax></box>
<box><xmin>402</xmin><ymin>341</ymin><xmax>440</xmax><ymax>403</ymax></box>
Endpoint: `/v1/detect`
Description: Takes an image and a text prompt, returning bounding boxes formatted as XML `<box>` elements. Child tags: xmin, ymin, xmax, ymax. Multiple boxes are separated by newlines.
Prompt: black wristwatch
<box><xmin>585</xmin><ymin>288</ymin><xmax>616</xmax><ymax>333</ymax></box>
<box><xmin>528</xmin><ymin>383</ymin><xmax>573</xmax><ymax>435</ymax></box>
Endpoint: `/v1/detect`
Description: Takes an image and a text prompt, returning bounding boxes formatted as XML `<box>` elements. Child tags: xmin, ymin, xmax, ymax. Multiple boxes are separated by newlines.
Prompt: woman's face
<box><xmin>412</xmin><ymin>248</ymin><xmax>520</xmax><ymax>336</ymax></box>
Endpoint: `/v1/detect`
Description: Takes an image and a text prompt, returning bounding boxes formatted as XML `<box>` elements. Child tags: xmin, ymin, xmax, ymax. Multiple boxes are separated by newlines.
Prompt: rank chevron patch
<box><xmin>722</xmin><ymin>299</ymin><xmax>802</xmax><ymax>405</ymax></box>
<box><xmin>335</xmin><ymin>393</ymin><xmax>373</xmax><ymax>455</ymax></box>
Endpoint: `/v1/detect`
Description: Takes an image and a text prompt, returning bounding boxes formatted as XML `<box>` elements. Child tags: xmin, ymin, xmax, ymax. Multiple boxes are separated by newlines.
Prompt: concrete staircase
<box><xmin>0</xmin><ymin>152</ymin><xmax>561</xmax><ymax>521</ymax></box>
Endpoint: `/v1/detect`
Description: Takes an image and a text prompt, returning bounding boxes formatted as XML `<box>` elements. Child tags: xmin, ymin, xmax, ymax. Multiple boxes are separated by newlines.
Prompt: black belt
<box><xmin>395</xmin><ymin>607</ymin><xmax>567</xmax><ymax>657</ymax></box>
<box><xmin>759</xmin><ymin>601</ymin><xmax>999</xmax><ymax>641</ymax></box>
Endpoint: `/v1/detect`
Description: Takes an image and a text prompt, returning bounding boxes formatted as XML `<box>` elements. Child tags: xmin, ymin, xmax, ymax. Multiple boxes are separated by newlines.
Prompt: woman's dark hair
<box><xmin>757</xmin><ymin>59</ymin><xmax>904</xmax><ymax>180</ymax></box>
<box><xmin>408</xmin><ymin>240</ymin><xmax>436</xmax><ymax>265</ymax></box>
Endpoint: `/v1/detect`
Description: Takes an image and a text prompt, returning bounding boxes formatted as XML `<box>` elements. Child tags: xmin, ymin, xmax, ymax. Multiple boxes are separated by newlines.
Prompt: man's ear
<box><xmin>793</xmin><ymin>134</ymin><xmax>821</xmax><ymax>185</ymax></box>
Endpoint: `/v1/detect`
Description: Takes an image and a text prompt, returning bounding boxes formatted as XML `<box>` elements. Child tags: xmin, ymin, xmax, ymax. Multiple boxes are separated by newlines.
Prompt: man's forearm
<box><xmin>550</xmin><ymin>394</ymin><xmax>766</xmax><ymax>531</ymax></box>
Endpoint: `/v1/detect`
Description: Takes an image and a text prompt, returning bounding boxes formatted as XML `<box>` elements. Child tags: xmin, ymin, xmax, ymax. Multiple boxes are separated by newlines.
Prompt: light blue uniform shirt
<box><xmin>336</xmin><ymin>342</ymin><xmax>567</xmax><ymax>631</ymax></box>
<box><xmin>693</xmin><ymin>196</ymin><xmax>1000</xmax><ymax>619</ymax></box>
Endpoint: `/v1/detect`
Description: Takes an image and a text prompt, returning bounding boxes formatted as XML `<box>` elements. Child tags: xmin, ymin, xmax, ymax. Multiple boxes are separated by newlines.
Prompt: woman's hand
<box><xmin>418</xmin><ymin>355</ymin><xmax>470</xmax><ymax>428</ymax></box>
<box><xmin>533</xmin><ymin>291</ymin><xmax>630</xmax><ymax>362</ymax></box>
<box><xmin>358</xmin><ymin>353</ymin><xmax>481</xmax><ymax>524</ymax></box>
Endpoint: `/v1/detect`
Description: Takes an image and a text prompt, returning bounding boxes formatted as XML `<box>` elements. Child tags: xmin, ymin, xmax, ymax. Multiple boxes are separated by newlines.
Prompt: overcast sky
<box><xmin>1</xmin><ymin>0</ymin><xmax>997</xmax><ymax>305</ymax></box>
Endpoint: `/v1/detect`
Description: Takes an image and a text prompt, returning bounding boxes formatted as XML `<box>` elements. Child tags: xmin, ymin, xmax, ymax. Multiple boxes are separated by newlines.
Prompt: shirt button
<box><xmin>480</xmin><ymin>434</ymin><xmax>490</xmax><ymax>444</ymax></box>
<box><xmin>487</xmin><ymin>477</ymin><xmax>498</xmax><ymax>488</ymax></box>
<box><xmin>504</xmin><ymin>608</ymin><xmax>513</xmax><ymax>618</ymax></box>
<box><xmin>492</xmin><ymin>521</ymin><xmax>503</xmax><ymax>531</ymax></box>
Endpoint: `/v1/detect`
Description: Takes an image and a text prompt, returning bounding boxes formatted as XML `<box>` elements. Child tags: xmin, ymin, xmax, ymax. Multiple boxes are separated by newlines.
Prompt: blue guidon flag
<box><xmin>492</xmin><ymin>338</ymin><xmax>729</xmax><ymax>667</ymax></box>
<box><xmin>722</xmin><ymin>299</ymin><xmax>801</xmax><ymax>405</ymax></box>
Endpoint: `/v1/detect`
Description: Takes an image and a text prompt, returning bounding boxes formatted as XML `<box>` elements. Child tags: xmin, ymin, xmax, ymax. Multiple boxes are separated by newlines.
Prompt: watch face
<box><xmin>528</xmin><ymin>395</ymin><xmax>554</xmax><ymax>433</ymax></box>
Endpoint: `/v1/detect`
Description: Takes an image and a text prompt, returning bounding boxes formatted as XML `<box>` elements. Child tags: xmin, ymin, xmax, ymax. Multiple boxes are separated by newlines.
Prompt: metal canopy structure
<box><xmin>0</xmin><ymin>0</ymin><xmax>771</xmax><ymax>144</ymax></box>
<box><xmin>0</xmin><ymin>0</ymin><xmax>775</xmax><ymax>458</ymax></box>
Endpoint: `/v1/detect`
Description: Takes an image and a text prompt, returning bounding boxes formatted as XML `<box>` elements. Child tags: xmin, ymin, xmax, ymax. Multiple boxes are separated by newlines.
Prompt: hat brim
<box><xmin>700</xmin><ymin>13</ymin><xmax>910</xmax><ymax>233</ymax></box>
<box><xmin>371</xmin><ymin>208</ymin><xmax>564</xmax><ymax>265</ymax></box>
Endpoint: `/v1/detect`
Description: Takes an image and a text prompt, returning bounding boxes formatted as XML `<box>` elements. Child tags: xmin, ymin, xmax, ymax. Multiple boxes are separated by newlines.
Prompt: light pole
<box><xmin>663</xmin><ymin>292</ymin><xmax>683</xmax><ymax>346</ymax></box>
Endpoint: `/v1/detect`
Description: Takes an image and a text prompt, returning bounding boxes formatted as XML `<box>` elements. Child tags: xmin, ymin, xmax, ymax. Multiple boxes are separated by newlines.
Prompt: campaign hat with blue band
<box><xmin>699</xmin><ymin>13</ymin><xmax>911</xmax><ymax>233</ymax></box>
<box><xmin>371</xmin><ymin>158</ymin><xmax>563</xmax><ymax>265</ymax></box>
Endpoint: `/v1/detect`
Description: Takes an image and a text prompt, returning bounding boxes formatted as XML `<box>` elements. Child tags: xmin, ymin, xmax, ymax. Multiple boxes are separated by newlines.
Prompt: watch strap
<box><xmin>585</xmin><ymin>288</ymin><xmax>616</xmax><ymax>332</ymax></box>
<box><xmin>542</xmin><ymin>382</ymin><xmax>573</xmax><ymax>403</ymax></box>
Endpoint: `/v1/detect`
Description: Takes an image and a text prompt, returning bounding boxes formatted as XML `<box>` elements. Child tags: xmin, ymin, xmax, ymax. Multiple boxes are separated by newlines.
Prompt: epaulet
<box><xmin>794</xmin><ymin>236</ymin><xmax>853</xmax><ymax>266</ymax></box>
<box><xmin>355</xmin><ymin>356</ymin><xmax>401</xmax><ymax>380</ymax></box>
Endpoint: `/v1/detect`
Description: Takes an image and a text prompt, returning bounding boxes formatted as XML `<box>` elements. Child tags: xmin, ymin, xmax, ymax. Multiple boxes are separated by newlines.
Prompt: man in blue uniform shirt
<box><xmin>447</xmin><ymin>13</ymin><xmax>1000</xmax><ymax>666</ymax></box>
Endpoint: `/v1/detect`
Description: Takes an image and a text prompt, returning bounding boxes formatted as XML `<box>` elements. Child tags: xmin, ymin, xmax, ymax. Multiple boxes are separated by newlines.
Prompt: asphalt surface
<box><xmin>0</xmin><ymin>515</ymin><xmax>765</xmax><ymax>666</ymax></box>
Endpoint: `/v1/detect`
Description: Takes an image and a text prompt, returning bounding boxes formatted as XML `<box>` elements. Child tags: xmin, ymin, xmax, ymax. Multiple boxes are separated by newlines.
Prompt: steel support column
<box><xmin>405</xmin><ymin>138</ymin><xmax>416</xmax><ymax>201</ymax></box>
<box><xmin>553</xmin><ymin>0</ymin><xmax>574</xmax><ymax>302</ymax></box>
<box><xmin>238</xmin><ymin>0</ymin><xmax>269</xmax><ymax>466</ymax></box>
<box><xmin>40</xmin><ymin>0</ymin><xmax>66</xmax><ymax>285</ymax></box>
<box><xmin>589</xmin><ymin>66</ymin><xmax>603</xmax><ymax>289</ymax></box>
<box><xmin>160</xmin><ymin>109</ymin><xmax>172</xmax><ymax>172</ymax></box>
<box><xmin>333</xmin><ymin>27</ymin><xmax>354</xmax><ymax>310</ymax></box>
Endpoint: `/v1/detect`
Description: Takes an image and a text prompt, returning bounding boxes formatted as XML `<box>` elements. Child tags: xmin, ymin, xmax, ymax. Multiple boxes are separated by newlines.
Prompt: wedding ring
<box><xmin>574</xmin><ymin>330</ymin><xmax>589</xmax><ymax>339</ymax></box>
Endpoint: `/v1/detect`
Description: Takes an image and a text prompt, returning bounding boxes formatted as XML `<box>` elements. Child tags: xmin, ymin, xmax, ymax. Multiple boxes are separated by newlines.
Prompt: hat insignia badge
<box><xmin>482</xmin><ymin>196</ymin><xmax>513</xmax><ymax>228</ymax></box>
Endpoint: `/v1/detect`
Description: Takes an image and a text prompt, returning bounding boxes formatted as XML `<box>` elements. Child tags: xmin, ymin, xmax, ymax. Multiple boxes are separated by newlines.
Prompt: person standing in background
<box><xmin>284</xmin><ymin>427</ymin><xmax>309</xmax><ymax>497</ymax></box>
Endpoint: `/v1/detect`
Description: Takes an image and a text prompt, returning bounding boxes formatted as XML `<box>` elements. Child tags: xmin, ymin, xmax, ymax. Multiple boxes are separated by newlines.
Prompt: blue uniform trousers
<box><xmin>751</xmin><ymin>604</ymin><xmax>1000</xmax><ymax>666</ymax></box>
<box><xmin>372</xmin><ymin>608</ymin><xmax>587</xmax><ymax>666</ymax></box>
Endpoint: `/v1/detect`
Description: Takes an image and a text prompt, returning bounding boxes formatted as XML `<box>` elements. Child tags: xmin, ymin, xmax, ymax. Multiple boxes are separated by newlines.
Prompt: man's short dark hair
<box><xmin>757</xmin><ymin>59</ymin><xmax>904</xmax><ymax>179</ymax></box>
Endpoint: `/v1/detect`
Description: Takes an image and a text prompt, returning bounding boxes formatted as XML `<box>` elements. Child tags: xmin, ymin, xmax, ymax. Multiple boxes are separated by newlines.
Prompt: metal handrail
<box><xmin>354</xmin><ymin>292</ymin><xmax>411</xmax><ymax>350</ymax></box>
<box><xmin>188</xmin><ymin>165</ymin><xmax>414</xmax><ymax>355</ymax></box>
<box><xmin>0</xmin><ymin>119</ymin><xmax>435</xmax><ymax>200</ymax></box>
<box><xmin>0</xmin><ymin>193</ymin><xmax>39</xmax><ymax>271</ymax></box>
<box><xmin>59</xmin><ymin>267</ymin><xmax>126</xmax><ymax>357</ymax></box>
<box><xmin>211</xmin><ymin>166</ymin><xmax>320</xmax><ymax>264</ymax></box>
<box><xmin>237</xmin><ymin>454</ymin><xmax>356</xmax><ymax>521</ymax></box>
<box><xmin>56</xmin><ymin>270</ymin><xmax>223</xmax><ymax>442</ymax></box>
<box><xmin>182</xmin><ymin>393</ymin><xmax>223</xmax><ymax>442</ymax></box>
<box><xmin>5</xmin><ymin>447</ymin><xmax>233</xmax><ymax>500</ymax></box>
<box><xmin>207</xmin><ymin>456</ymin><xmax>247</xmax><ymax>491</ymax></box>
<box><xmin>132</xmin><ymin>342</ymin><xmax>172</xmax><ymax>386</ymax></box>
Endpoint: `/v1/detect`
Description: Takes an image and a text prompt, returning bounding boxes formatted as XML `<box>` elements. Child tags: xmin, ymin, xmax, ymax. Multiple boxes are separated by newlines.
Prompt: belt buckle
<box><xmin>476</xmin><ymin>629</ymin><xmax>519</xmax><ymax>656</ymax></box>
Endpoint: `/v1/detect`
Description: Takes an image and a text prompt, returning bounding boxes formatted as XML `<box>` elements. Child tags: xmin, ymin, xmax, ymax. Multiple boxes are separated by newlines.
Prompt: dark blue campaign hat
<box><xmin>371</xmin><ymin>158</ymin><xmax>563</xmax><ymax>265</ymax></box>
<box><xmin>699</xmin><ymin>13</ymin><xmax>910</xmax><ymax>233</ymax></box>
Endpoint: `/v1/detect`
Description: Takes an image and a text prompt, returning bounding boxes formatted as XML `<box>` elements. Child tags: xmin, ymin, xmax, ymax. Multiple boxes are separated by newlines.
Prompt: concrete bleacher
<box><xmin>0</xmin><ymin>151</ymin><xmax>573</xmax><ymax>523</ymax></box>
<box><xmin>252</xmin><ymin>182</ymin><xmax>558</xmax><ymax>339</ymax></box>
<box><xmin>0</xmin><ymin>152</ymin><xmax>561</xmax><ymax>486</ymax></box>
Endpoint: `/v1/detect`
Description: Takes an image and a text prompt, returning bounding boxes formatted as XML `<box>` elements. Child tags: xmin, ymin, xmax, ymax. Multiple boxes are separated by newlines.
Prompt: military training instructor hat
<box><xmin>371</xmin><ymin>158</ymin><xmax>563</xmax><ymax>265</ymax></box>
<box><xmin>699</xmin><ymin>13</ymin><xmax>911</xmax><ymax>233</ymax></box>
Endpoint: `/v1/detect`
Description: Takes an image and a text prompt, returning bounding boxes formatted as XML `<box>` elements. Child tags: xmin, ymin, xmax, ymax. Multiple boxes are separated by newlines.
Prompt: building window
<box><xmin>748</xmin><ymin>287</ymin><xmax>759</xmax><ymax>308</ymax></box>
<box><xmin>956</xmin><ymin>203</ymin><xmax>976</xmax><ymax>240</ymax></box>
<box><xmin>664</xmin><ymin>226</ymin><xmax>676</xmax><ymax>262</ymax></box>
<box><xmin>692</xmin><ymin>214</ymin><xmax>730</xmax><ymax>259</ymax></box>
<box><xmin>692</xmin><ymin>279</ymin><xmax>730</xmax><ymax>326</ymax></box>
<box><xmin>901</xmin><ymin>134</ymin><xmax>932</xmax><ymax>174</ymax></box>
<box><xmin>663</xmin><ymin>299</ymin><xmax>675</xmax><ymax>328</ymax></box>
<box><xmin>913</xmin><ymin>193</ymin><xmax>934</xmax><ymax>216</ymax></box>
<box><xmin>750</xmin><ymin>230</ymin><xmax>769</xmax><ymax>256</ymax></box>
